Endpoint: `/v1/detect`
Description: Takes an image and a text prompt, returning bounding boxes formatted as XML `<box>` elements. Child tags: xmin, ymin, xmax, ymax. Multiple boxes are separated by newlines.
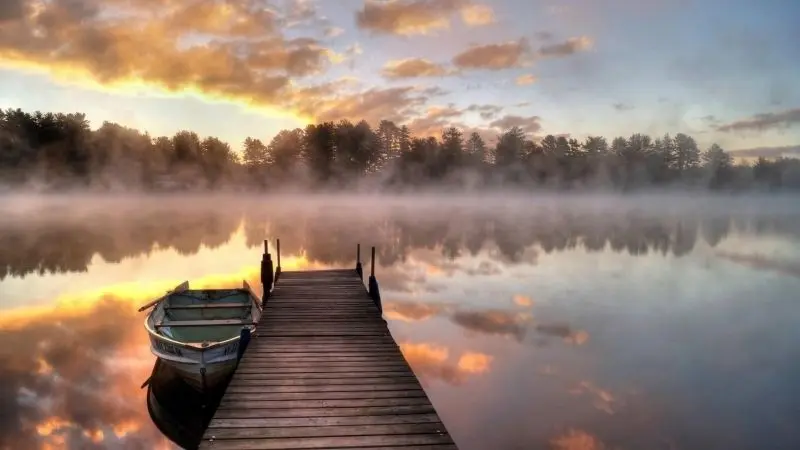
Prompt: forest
<box><xmin>1</xmin><ymin>107</ymin><xmax>799</xmax><ymax>191</ymax></box>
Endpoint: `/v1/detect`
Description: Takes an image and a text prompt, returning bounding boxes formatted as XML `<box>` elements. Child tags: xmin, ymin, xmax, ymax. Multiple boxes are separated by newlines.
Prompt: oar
<box><xmin>137</xmin><ymin>281</ymin><xmax>189</xmax><ymax>312</ymax></box>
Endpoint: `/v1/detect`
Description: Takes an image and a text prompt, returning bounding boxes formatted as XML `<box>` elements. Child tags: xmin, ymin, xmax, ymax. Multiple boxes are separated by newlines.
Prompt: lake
<box><xmin>1</xmin><ymin>194</ymin><xmax>800</xmax><ymax>450</ymax></box>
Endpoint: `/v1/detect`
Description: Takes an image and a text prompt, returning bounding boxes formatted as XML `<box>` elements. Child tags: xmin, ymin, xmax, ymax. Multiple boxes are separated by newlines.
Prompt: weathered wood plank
<box><xmin>234</xmin><ymin>365</ymin><xmax>411</xmax><ymax>374</ymax></box>
<box><xmin>244</xmin><ymin>352</ymin><xmax>403</xmax><ymax>359</ymax></box>
<box><xmin>220</xmin><ymin>390</ymin><xmax>427</xmax><ymax>403</ymax></box>
<box><xmin>215</xmin><ymin>397</ymin><xmax>433</xmax><ymax>410</ymax></box>
<box><xmin>228</xmin><ymin>376</ymin><xmax>419</xmax><ymax>386</ymax></box>
<box><xmin>204</xmin><ymin>422</ymin><xmax>446</xmax><ymax>439</ymax></box>
<box><xmin>232</xmin><ymin>371</ymin><xmax>415</xmax><ymax>379</ymax></box>
<box><xmin>240</xmin><ymin>356</ymin><xmax>408</xmax><ymax>364</ymax></box>
<box><xmin>225</xmin><ymin>383</ymin><xmax>422</xmax><ymax>394</ymax></box>
<box><xmin>199</xmin><ymin>434</ymin><xmax>454</xmax><ymax>450</ymax></box>
<box><xmin>208</xmin><ymin>413</ymin><xmax>441</xmax><ymax>429</ymax></box>
<box><xmin>212</xmin><ymin>404</ymin><xmax>437</xmax><ymax>419</ymax></box>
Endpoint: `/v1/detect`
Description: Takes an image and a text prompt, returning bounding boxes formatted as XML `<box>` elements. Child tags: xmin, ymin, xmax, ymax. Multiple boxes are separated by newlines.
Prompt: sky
<box><xmin>0</xmin><ymin>0</ymin><xmax>799</xmax><ymax>157</ymax></box>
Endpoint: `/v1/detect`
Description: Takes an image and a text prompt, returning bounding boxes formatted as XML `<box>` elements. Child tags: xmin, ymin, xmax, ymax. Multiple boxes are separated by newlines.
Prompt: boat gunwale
<box><xmin>145</xmin><ymin>282</ymin><xmax>262</xmax><ymax>351</ymax></box>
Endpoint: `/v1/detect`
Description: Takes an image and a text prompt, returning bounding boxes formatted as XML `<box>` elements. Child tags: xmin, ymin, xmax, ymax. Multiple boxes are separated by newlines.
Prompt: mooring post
<box><xmin>356</xmin><ymin>243</ymin><xmax>363</xmax><ymax>280</ymax></box>
<box><xmin>368</xmin><ymin>246</ymin><xmax>382</xmax><ymax>312</ymax></box>
<box><xmin>275</xmin><ymin>238</ymin><xmax>282</xmax><ymax>282</ymax></box>
<box><xmin>237</xmin><ymin>327</ymin><xmax>251</xmax><ymax>361</ymax></box>
<box><xmin>261</xmin><ymin>240</ymin><xmax>274</xmax><ymax>301</ymax></box>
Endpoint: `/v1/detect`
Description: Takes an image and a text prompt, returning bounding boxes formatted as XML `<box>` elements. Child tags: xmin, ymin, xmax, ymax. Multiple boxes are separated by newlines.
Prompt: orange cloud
<box><xmin>357</xmin><ymin>0</ymin><xmax>494</xmax><ymax>35</ymax></box>
<box><xmin>512</xmin><ymin>294</ymin><xmax>534</xmax><ymax>306</ymax></box>
<box><xmin>399</xmin><ymin>342</ymin><xmax>493</xmax><ymax>384</ymax></box>
<box><xmin>516</xmin><ymin>74</ymin><xmax>537</xmax><ymax>86</ymax></box>
<box><xmin>549</xmin><ymin>429</ymin><xmax>607</xmax><ymax>450</ymax></box>
<box><xmin>452</xmin><ymin>39</ymin><xmax>530</xmax><ymax>70</ymax></box>
<box><xmin>382</xmin><ymin>58</ymin><xmax>451</xmax><ymax>79</ymax></box>
<box><xmin>460</xmin><ymin>4</ymin><xmax>495</xmax><ymax>25</ymax></box>
<box><xmin>0</xmin><ymin>0</ymin><xmax>366</xmax><ymax>125</ymax></box>
<box><xmin>457</xmin><ymin>351</ymin><xmax>493</xmax><ymax>374</ymax></box>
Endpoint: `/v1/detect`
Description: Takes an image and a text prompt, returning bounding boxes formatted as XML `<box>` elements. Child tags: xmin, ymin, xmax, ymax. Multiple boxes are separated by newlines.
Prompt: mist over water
<box><xmin>1</xmin><ymin>193</ymin><xmax>800</xmax><ymax>450</ymax></box>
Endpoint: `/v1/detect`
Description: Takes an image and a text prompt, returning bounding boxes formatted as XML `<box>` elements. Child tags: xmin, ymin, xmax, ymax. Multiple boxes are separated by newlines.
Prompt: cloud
<box><xmin>283</xmin><ymin>0</ymin><xmax>318</xmax><ymax>27</ymax></box>
<box><xmin>537</xmin><ymin>36</ymin><xmax>593</xmax><ymax>57</ymax></box>
<box><xmin>452</xmin><ymin>39</ymin><xmax>530</xmax><ymax>70</ymax></box>
<box><xmin>407</xmin><ymin>105</ymin><xmax>465</xmax><ymax>136</ymax></box>
<box><xmin>460</xmin><ymin>4</ymin><xmax>495</xmax><ymax>25</ymax></box>
<box><xmin>729</xmin><ymin>145</ymin><xmax>800</xmax><ymax>159</ymax></box>
<box><xmin>0</xmin><ymin>0</ymin><xmax>350</xmax><ymax>122</ymax></box>
<box><xmin>382</xmin><ymin>58</ymin><xmax>451</xmax><ymax>79</ymax></box>
<box><xmin>356</xmin><ymin>0</ymin><xmax>465</xmax><ymax>35</ymax></box>
<box><xmin>456</xmin><ymin>351</ymin><xmax>493</xmax><ymax>374</ymax></box>
<box><xmin>717</xmin><ymin>108</ymin><xmax>800</xmax><ymax>133</ymax></box>
<box><xmin>516</xmin><ymin>74</ymin><xmax>537</xmax><ymax>86</ymax></box>
<box><xmin>324</xmin><ymin>26</ymin><xmax>345</xmax><ymax>37</ymax></box>
<box><xmin>467</xmin><ymin>104</ymin><xmax>503</xmax><ymax>120</ymax></box>
<box><xmin>297</xmin><ymin>86</ymin><xmax>427</xmax><ymax>124</ymax></box>
<box><xmin>549</xmin><ymin>429</ymin><xmax>607</xmax><ymax>450</ymax></box>
<box><xmin>489</xmin><ymin>115</ymin><xmax>543</xmax><ymax>134</ymax></box>
<box><xmin>613</xmin><ymin>102</ymin><xmax>634</xmax><ymax>111</ymax></box>
<box><xmin>512</xmin><ymin>294</ymin><xmax>533</xmax><ymax>306</ymax></box>
<box><xmin>0</xmin><ymin>0</ymin><xmax>25</xmax><ymax>23</ymax></box>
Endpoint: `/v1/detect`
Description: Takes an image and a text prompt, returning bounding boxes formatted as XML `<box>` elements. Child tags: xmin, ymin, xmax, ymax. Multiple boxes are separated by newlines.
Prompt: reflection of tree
<box><xmin>0</xmin><ymin>205</ymin><xmax>241</xmax><ymax>280</ymax></box>
<box><xmin>2</xmin><ymin>201</ymin><xmax>799</xmax><ymax>279</ymax></box>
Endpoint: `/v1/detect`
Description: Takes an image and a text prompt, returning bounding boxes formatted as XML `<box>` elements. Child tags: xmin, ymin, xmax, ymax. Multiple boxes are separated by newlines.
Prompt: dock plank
<box><xmin>200</xmin><ymin>269</ymin><xmax>456</xmax><ymax>450</ymax></box>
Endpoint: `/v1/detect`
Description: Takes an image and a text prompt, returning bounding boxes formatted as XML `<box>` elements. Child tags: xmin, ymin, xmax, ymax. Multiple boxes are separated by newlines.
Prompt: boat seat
<box><xmin>155</xmin><ymin>319</ymin><xmax>256</xmax><ymax>328</ymax></box>
<box><xmin>164</xmin><ymin>302</ymin><xmax>250</xmax><ymax>310</ymax></box>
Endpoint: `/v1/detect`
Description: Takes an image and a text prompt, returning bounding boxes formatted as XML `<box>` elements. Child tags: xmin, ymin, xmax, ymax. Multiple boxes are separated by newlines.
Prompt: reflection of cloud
<box><xmin>536</xmin><ymin>323</ymin><xmax>590</xmax><ymax>346</ymax></box>
<box><xmin>399</xmin><ymin>342</ymin><xmax>492</xmax><ymax>385</ymax></box>
<box><xmin>716</xmin><ymin>251</ymin><xmax>800</xmax><ymax>279</ymax></box>
<box><xmin>400</xmin><ymin>342</ymin><xmax>461</xmax><ymax>385</ymax></box>
<box><xmin>512</xmin><ymin>294</ymin><xmax>533</xmax><ymax>307</ymax></box>
<box><xmin>569</xmin><ymin>381</ymin><xmax>617</xmax><ymax>415</ymax></box>
<box><xmin>457</xmin><ymin>352</ymin><xmax>492</xmax><ymax>374</ymax></box>
<box><xmin>383</xmin><ymin>300</ymin><xmax>449</xmax><ymax>322</ymax></box>
<box><xmin>549</xmin><ymin>429</ymin><xmax>607</xmax><ymax>450</ymax></box>
<box><xmin>451</xmin><ymin>310</ymin><xmax>532</xmax><ymax>341</ymax></box>
<box><xmin>0</xmin><ymin>291</ymin><xmax>172</xmax><ymax>449</ymax></box>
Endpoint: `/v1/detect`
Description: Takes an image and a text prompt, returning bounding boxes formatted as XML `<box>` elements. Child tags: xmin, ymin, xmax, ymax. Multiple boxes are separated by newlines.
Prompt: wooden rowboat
<box><xmin>141</xmin><ymin>281</ymin><xmax>262</xmax><ymax>391</ymax></box>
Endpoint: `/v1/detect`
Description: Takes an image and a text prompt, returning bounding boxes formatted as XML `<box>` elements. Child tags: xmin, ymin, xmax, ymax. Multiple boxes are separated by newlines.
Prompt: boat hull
<box><xmin>157</xmin><ymin>357</ymin><xmax>238</xmax><ymax>391</ymax></box>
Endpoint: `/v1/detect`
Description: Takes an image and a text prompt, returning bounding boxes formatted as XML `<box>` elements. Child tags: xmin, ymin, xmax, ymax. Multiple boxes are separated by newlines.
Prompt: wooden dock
<box><xmin>199</xmin><ymin>247</ymin><xmax>457</xmax><ymax>449</ymax></box>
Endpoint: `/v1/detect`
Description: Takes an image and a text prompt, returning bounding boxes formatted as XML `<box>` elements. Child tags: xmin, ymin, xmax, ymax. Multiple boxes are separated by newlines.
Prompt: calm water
<box><xmin>2</xmin><ymin>194</ymin><xmax>800</xmax><ymax>450</ymax></box>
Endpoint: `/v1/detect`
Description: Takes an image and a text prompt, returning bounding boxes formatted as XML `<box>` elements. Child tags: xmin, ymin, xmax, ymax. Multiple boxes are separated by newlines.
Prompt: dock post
<box><xmin>368</xmin><ymin>246</ymin><xmax>382</xmax><ymax>312</ymax></box>
<box><xmin>261</xmin><ymin>240</ymin><xmax>274</xmax><ymax>301</ymax></box>
<box><xmin>275</xmin><ymin>238</ymin><xmax>282</xmax><ymax>282</ymax></box>
<box><xmin>237</xmin><ymin>327</ymin><xmax>251</xmax><ymax>361</ymax></box>
<box><xmin>356</xmin><ymin>243</ymin><xmax>363</xmax><ymax>280</ymax></box>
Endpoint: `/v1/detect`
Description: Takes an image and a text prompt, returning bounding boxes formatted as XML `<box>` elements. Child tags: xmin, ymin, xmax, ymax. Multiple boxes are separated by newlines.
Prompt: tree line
<box><xmin>1</xmin><ymin>107</ymin><xmax>799</xmax><ymax>191</ymax></box>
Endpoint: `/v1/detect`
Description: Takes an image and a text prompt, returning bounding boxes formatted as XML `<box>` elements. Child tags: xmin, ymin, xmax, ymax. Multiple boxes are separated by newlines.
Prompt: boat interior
<box><xmin>156</xmin><ymin>289</ymin><xmax>256</xmax><ymax>343</ymax></box>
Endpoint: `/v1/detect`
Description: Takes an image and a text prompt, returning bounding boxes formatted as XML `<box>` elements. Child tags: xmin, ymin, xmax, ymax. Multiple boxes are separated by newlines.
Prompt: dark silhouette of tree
<box><xmin>1</xmin><ymin>106</ymin><xmax>799</xmax><ymax>191</ymax></box>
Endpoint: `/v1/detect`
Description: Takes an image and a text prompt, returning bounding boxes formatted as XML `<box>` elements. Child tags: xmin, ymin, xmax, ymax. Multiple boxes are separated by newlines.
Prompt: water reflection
<box><xmin>3</xmin><ymin>196</ymin><xmax>800</xmax><ymax>281</ymax></box>
<box><xmin>146</xmin><ymin>360</ymin><xmax>227</xmax><ymax>450</ymax></box>
<box><xmin>1</xmin><ymin>196</ymin><xmax>800</xmax><ymax>450</ymax></box>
